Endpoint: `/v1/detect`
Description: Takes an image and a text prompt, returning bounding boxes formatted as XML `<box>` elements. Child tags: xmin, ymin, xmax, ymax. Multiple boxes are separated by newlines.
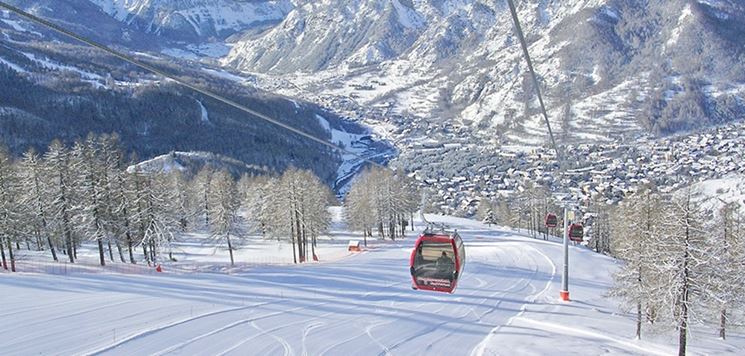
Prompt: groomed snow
<box><xmin>1</xmin><ymin>212</ymin><xmax>742</xmax><ymax>355</ymax></box>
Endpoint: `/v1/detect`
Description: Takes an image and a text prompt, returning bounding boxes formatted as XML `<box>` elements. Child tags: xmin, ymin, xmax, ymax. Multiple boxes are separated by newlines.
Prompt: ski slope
<box><xmin>1</xmin><ymin>215</ymin><xmax>742</xmax><ymax>355</ymax></box>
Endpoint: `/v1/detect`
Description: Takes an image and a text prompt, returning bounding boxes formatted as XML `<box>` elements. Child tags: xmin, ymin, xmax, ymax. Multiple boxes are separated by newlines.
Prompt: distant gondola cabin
<box><xmin>545</xmin><ymin>213</ymin><xmax>558</xmax><ymax>228</ymax></box>
<box><xmin>568</xmin><ymin>223</ymin><xmax>584</xmax><ymax>242</ymax></box>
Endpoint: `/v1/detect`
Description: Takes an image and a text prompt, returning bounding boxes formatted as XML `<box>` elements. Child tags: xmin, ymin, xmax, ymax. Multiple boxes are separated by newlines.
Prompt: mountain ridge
<box><xmin>221</xmin><ymin>0</ymin><xmax>745</xmax><ymax>149</ymax></box>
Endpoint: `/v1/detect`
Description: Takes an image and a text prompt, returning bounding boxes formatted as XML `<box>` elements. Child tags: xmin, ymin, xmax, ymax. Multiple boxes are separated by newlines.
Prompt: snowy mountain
<box><xmin>87</xmin><ymin>0</ymin><xmax>291</xmax><ymax>41</ymax></box>
<box><xmin>3</xmin><ymin>0</ymin><xmax>744</xmax><ymax>194</ymax></box>
<box><xmin>224</xmin><ymin>0</ymin><xmax>745</xmax><ymax>149</ymax></box>
<box><xmin>6</xmin><ymin>0</ymin><xmax>743</xmax><ymax>150</ymax></box>
<box><xmin>225</xmin><ymin>0</ymin><xmax>427</xmax><ymax>72</ymax></box>
<box><xmin>0</xmin><ymin>16</ymin><xmax>393</xmax><ymax>186</ymax></box>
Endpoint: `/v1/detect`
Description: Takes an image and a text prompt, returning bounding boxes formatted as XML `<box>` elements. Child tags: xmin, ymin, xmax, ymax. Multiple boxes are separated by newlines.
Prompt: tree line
<box><xmin>0</xmin><ymin>133</ymin><xmax>336</xmax><ymax>270</ymax></box>
<box><xmin>344</xmin><ymin>167</ymin><xmax>418</xmax><ymax>246</ymax></box>
<box><xmin>476</xmin><ymin>182</ymin><xmax>564</xmax><ymax>241</ymax></box>
<box><xmin>476</xmin><ymin>183</ymin><xmax>744</xmax><ymax>355</ymax></box>
<box><xmin>610</xmin><ymin>186</ymin><xmax>745</xmax><ymax>355</ymax></box>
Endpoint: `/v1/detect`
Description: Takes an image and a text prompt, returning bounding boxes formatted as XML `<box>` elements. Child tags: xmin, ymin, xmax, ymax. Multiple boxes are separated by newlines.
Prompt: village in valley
<box><xmin>399</xmin><ymin>119</ymin><xmax>745</xmax><ymax>217</ymax></box>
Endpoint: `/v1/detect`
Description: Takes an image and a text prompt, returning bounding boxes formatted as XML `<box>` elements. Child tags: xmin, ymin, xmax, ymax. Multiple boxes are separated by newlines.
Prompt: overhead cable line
<box><xmin>505</xmin><ymin>0</ymin><xmax>564</xmax><ymax>166</ymax></box>
<box><xmin>505</xmin><ymin>0</ymin><xmax>575</xmax><ymax>302</ymax></box>
<box><xmin>0</xmin><ymin>1</ymin><xmax>386</xmax><ymax>170</ymax></box>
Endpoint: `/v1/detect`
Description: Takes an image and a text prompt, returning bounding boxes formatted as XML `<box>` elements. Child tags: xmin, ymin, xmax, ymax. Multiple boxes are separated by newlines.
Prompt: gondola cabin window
<box><xmin>415</xmin><ymin>242</ymin><xmax>455</xmax><ymax>279</ymax></box>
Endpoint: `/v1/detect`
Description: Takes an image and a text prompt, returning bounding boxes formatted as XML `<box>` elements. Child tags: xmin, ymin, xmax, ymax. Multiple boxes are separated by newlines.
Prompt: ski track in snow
<box><xmin>514</xmin><ymin>318</ymin><xmax>671</xmax><ymax>356</ymax></box>
<box><xmin>470</xmin><ymin>242</ymin><xmax>559</xmax><ymax>356</ymax></box>
<box><xmin>3</xmin><ymin>215</ymin><xmax>741</xmax><ymax>355</ymax></box>
<box><xmin>87</xmin><ymin>300</ymin><xmax>281</xmax><ymax>355</ymax></box>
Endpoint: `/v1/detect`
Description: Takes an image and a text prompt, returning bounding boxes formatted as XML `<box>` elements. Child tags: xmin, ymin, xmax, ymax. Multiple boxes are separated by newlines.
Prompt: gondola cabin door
<box><xmin>410</xmin><ymin>232</ymin><xmax>466</xmax><ymax>293</ymax></box>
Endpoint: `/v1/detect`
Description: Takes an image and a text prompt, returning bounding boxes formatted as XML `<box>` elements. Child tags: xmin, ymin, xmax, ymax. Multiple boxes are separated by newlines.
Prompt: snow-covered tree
<box><xmin>208</xmin><ymin>170</ymin><xmax>242</xmax><ymax>266</ymax></box>
<box><xmin>112</xmin><ymin>157</ymin><xmax>138</xmax><ymax>264</ymax></box>
<box><xmin>239</xmin><ymin>174</ymin><xmax>274</xmax><ymax>237</ymax></box>
<box><xmin>124</xmin><ymin>155</ymin><xmax>149</xmax><ymax>263</ymax></box>
<box><xmin>348</xmin><ymin>167</ymin><xmax>416</xmax><ymax>241</ymax></box>
<box><xmin>44</xmin><ymin>140</ymin><xmax>77</xmax><ymax>263</ymax></box>
<box><xmin>299</xmin><ymin>171</ymin><xmax>333</xmax><ymax>261</ymax></box>
<box><xmin>610</xmin><ymin>187</ymin><xmax>663</xmax><ymax>339</ymax></box>
<box><xmin>97</xmin><ymin>134</ymin><xmax>129</xmax><ymax>263</ymax></box>
<box><xmin>139</xmin><ymin>172</ymin><xmax>179</xmax><ymax>265</ymax></box>
<box><xmin>705</xmin><ymin>202</ymin><xmax>745</xmax><ymax>340</ymax></box>
<box><xmin>653</xmin><ymin>190</ymin><xmax>714</xmax><ymax>356</ymax></box>
<box><xmin>166</xmin><ymin>171</ymin><xmax>193</xmax><ymax>233</ymax></box>
<box><xmin>0</xmin><ymin>145</ymin><xmax>21</xmax><ymax>271</ymax></box>
<box><xmin>71</xmin><ymin>137</ymin><xmax>109</xmax><ymax>266</ymax></box>
<box><xmin>588</xmin><ymin>194</ymin><xmax>613</xmax><ymax>254</ymax></box>
<box><xmin>17</xmin><ymin>148</ymin><xmax>58</xmax><ymax>261</ymax></box>
<box><xmin>192</xmin><ymin>167</ymin><xmax>214</xmax><ymax>227</ymax></box>
<box><xmin>266</xmin><ymin>168</ymin><xmax>330</xmax><ymax>263</ymax></box>
<box><xmin>493</xmin><ymin>196</ymin><xmax>516</xmax><ymax>231</ymax></box>
<box><xmin>477</xmin><ymin>199</ymin><xmax>498</xmax><ymax>226</ymax></box>
<box><xmin>345</xmin><ymin>171</ymin><xmax>376</xmax><ymax>246</ymax></box>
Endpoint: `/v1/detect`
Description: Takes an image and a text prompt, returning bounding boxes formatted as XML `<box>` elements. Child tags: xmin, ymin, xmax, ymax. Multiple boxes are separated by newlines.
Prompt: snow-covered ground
<box><xmin>1</xmin><ymin>212</ymin><xmax>743</xmax><ymax>355</ymax></box>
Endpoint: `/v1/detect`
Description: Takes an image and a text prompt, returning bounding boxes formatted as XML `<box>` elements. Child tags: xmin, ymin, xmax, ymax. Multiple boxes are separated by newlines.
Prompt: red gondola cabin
<box><xmin>545</xmin><ymin>213</ymin><xmax>558</xmax><ymax>228</ymax></box>
<box><xmin>568</xmin><ymin>223</ymin><xmax>584</xmax><ymax>242</ymax></box>
<box><xmin>410</xmin><ymin>231</ymin><xmax>466</xmax><ymax>294</ymax></box>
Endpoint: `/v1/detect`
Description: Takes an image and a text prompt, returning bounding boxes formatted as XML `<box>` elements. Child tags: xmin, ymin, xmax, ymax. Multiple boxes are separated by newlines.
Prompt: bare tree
<box><xmin>345</xmin><ymin>170</ymin><xmax>377</xmax><ymax>246</ymax></box>
<box><xmin>17</xmin><ymin>148</ymin><xmax>58</xmax><ymax>261</ymax></box>
<box><xmin>44</xmin><ymin>140</ymin><xmax>77</xmax><ymax>263</ymax></box>
<box><xmin>706</xmin><ymin>202</ymin><xmax>745</xmax><ymax>340</ymax></box>
<box><xmin>71</xmin><ymin>137</ymin><xmax>108</xmax><ymax>266</ymax></box>
<box><xmin>266</xmin><ymin>168</ymin><xmax>330</xmax><ymax>263</ymax></box>
<box><xmin>208</xmin><ymin>170</ymin><xmax>242</xmax><ymax>266</ymax></box>
<box><xmin>654</xmin><ymin>190</ymin><xmax>713</xmax><ymax>356</ymax></box>
<box><xmin>610</xmin><ymin>187</ymin><xmax>663</xmax><ymax>339</ymax></box>
<box><xmin>0</xmin><ymin>145</ymin><xmax>20</xmax><ymax>272</ymax></box>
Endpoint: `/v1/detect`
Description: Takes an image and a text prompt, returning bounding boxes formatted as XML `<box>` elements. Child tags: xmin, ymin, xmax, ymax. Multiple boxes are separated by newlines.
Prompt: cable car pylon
<box><xmin>560</xmin><ymin>208</ymin><xmax>570</xmax><ymax>301</ymax></box>
<box><xmin>506</xmin><ymin>0</ymin><xmax>576</xmax><ymax>302</ymax></box>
